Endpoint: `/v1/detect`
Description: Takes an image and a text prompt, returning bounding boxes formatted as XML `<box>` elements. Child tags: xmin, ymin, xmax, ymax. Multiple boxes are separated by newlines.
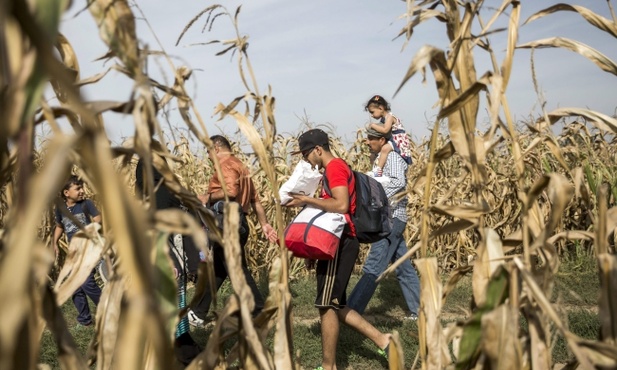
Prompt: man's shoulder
<box><xmin>325</xmin><ymin>158</ymin><xmax>351</xmax><ymax>175</ymax></box>
<box><xmin>223</xmin><ymin>155</ymin><xmax>247</xmax><ymax>170</ymax></box>
<box><xmin>386</xmin><ymin>151</ymin><xmax>406</xmax><ymax>165</ymax></box>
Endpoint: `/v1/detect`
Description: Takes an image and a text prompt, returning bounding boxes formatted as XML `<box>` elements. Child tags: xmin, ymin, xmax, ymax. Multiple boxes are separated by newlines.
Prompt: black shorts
<box><xmin>315</xmin><ymin>234</ymin><xmax>359</xmax><ymax>309</ymax></box>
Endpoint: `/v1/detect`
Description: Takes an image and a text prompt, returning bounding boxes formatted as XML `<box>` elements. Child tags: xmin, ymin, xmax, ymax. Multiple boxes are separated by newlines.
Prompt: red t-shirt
<box><xmin>321</xmin><ymin>158</ymin><xmax>356</xmax><ymax>236</ymax></box>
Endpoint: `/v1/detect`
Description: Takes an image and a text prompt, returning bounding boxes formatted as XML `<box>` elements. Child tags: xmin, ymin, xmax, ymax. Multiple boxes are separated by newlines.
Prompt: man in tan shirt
<box><xmin>188</xmin><ymin>135</ymin><xmax>277</xmax><ymax>326</ymax></box>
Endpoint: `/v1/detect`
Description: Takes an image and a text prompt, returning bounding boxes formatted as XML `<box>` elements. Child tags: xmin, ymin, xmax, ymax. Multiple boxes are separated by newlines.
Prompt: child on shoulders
<box><xmin>365</xmin><ymin>95</ymin><xmax>412</xmax><ymax>176</ymax></box>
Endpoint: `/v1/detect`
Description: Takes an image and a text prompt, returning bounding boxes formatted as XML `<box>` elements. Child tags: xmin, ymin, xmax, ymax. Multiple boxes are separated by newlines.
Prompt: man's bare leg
<box><xmin>338</xmin><ymin>306</ymin><xmax>391</xmax><ymax>349</ymax></box>
<box><xmin>319</xmin><ymin>308</ymin><xmax>340</xmax><ymax>370</ymax></box>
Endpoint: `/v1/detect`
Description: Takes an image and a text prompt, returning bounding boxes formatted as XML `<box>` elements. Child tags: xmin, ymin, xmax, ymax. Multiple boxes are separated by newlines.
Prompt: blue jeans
<box><xmin>72</xmin><ymin>270</ymin><xmax>101</xmax><ymax>325</ymax></box>
<box><xmin>348</xmin><ymin>218</ymin><xmax>420</xmax><ymax>315</ymax></box>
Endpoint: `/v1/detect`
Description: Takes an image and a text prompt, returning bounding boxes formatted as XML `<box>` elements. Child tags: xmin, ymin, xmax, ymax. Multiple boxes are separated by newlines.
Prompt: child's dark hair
<box><xmin>364</xmin><ymin>95</ymin><xmax>391</xmax><ymax>111</ymax></box>
<box><xmin>61</xmin><ymin>175</ymin><xmax>83</xmax><ymax>199</ymax></box>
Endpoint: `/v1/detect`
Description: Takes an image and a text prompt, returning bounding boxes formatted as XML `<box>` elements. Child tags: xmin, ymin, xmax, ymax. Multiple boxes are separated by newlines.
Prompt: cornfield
<box><xmin>1</xmin><ymin>1</ymin><xmax>617</xmax><ymax>369</ymax></box>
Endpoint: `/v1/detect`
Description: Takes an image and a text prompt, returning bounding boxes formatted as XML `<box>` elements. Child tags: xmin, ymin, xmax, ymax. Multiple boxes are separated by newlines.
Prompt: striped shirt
<box><xmin>373</xmin><ymin>151</ymin><xmax>408</xmax><ymax>222</ymax></box>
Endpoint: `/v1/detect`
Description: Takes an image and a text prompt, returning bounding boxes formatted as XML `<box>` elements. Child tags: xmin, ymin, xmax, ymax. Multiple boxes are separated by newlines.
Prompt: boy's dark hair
<box><xmin>61</xmin><ymin>175</ymin><xmax>83</xmax><ymax>199</ymax></box>
<box><xmin>364</xmin><ymin>95</ymin><xmax>391</xmax><ymax>111</ymax></box>
<box><xmin>210</xmin><ymin>135</ymin><xmax>231</xmax><ymax>150</ymax></box>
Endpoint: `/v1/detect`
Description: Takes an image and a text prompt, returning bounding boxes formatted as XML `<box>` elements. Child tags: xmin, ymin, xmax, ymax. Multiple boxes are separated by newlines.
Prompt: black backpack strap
<box><xmin>321</xmin><ymin>164</ymin><xmax>353</xmax><ymax>197</ymax></box>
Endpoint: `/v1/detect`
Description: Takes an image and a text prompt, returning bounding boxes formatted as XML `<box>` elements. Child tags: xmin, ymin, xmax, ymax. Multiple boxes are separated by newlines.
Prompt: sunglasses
<box><xmin>302</xmin><ymin>147</ymin><xmax>316</xmax><ymax>160</ymax></box>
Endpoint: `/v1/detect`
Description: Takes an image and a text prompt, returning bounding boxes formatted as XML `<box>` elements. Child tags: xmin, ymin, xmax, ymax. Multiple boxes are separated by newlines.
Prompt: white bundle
<box><xmin>279</xmin><ymin>161</ymin><xmax>323</xmax><ymax>204</ymax></box>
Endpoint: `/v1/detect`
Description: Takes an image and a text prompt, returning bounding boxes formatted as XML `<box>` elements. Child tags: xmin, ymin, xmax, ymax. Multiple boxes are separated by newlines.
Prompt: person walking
<box><xmin>285</xmin><ymin>129</ymin><xmax>392</xmax><ymax>370</ymax></box>
<box><xmin>347</xmin><ymin>127</ymin><xmax>420</xmax><ymax>320</ymax></box>
<box><xmin>188</xmin><ymin>135</ymin><xmax>277</xmax><ymax>326</ymax></box>
<box><xmin>135</xmin><ymin>157</ymin><xmax>201</xmax><ymax>366</ymax></box>
<box><xmin>52</xmin><ymin>176</ymin><xmax>103</xmax><ymax>326</ymax></box>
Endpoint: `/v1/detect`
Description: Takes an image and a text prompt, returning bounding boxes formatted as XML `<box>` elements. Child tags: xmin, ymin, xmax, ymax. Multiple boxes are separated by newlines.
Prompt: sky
<box><xmin>56</xmin><ymin>0</ymin><xmax>617</xmax><ymax>146</ymax></box>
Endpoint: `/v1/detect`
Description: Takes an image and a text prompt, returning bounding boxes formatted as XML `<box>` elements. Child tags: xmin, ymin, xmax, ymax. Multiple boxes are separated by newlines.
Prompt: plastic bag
<box><xmin>279</xmin><ymin>160</ymin><xmax>322</xmax><ymax>204</ymax></box>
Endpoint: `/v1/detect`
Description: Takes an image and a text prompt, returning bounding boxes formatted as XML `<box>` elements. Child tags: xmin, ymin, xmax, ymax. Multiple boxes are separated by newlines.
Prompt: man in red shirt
<box><xmin>286</xmin><ymin>129</ymin><xmax>391</xmax><ymax>370</ymax></box>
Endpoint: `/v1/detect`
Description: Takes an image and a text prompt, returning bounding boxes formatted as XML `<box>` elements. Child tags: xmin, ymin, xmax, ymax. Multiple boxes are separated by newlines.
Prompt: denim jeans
<box><xmin>347</xmin><ymin>218</ymin><xmax>420</xmax><ymax>315</ymax></box>
<box><xmin>72</xmin><ymin>270</ymin><xmax>101</xmax><ymax>325</ymax></box>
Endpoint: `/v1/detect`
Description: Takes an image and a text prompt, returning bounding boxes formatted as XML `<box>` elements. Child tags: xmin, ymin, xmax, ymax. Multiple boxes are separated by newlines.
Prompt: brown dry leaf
<box><xmin>430</xmin><ymin>219</ymin><xmax>476</xmax><ymax>238</ymax></box>
<box><xmin>481</xmin><ymin>304</ymin><xmax>522</xmax><ymax>370</ymax></box>
<box><xmin>542</xmin><ymin>137</ymin><xmax>571</xmax><ymax>174</ymax></box>
<box><xmin>0</xmin><ymin>135</ymin><xmax>75</xmax><ymax>370</ymax></box>
<box><xmin>540</xmin><ymin>107</ymin><xmax>617</xmax><ymax>134</ymax></box>
<box><xmin>54</xmin><ymin>223</ymin><xmax>105</xmax><ymax>305</ymax></box>
<box><xmin>89</xmin><ymin>0</ymin><xmax>140</xmax><ymax>75</ymax></box>
<box><xmin>96</xmin><ymin>276</ymin><xmax>125</xmax><ymax>370</ymax></box>
<box><xmin>500</xmin><ymin>0</ymin><xmax>520</xmax><ymax>89</ymax></box>
<box><xmin>528</xmin><ymin>174</ymin><xmax>574</xmax><ymax>263</ymax></box>
<box><xmin>514</xmin><ymin>258</ymin><xmax>596</xmax><ymax>368</ymax></box>
<box><xmin>268</xmin><ymin>257</ymin><xmax>296</xmax><ymax>369</ymax></box>
<box><xmin>414</xmin><ymin>258</ymin><xmax>450</xmax><ymax>368</ymax></box>
<box><xmin>517</xmin><ymin>37</ymin><xmax>617</xmax><ymax>76</ymax></box>
<box><xmin>388</xmin><ymin>330</ymin><xmax>405</xmax><ymax>370</ymax></box>
<box><xmin>220</xmin><ymin>202</ymin><xmax>273</xmax><ymax>369</ymax></box>
<box><xmin>606</xmin><ymin>206</ymin><xmax>617</xmax><ymax>237</ymax></box>
<box><xmin>394</xmin><ymin>45</ymin><xmax>444</xmax><ymax>97</ymax></box>
<box><xmin>431</xmin><ymin>200</ymin><xmax>490</xmax><ymax>221</ymax></box>
<box><xmin>524</xmin><ymin>4</ymin><xmax>617</xmax><ymax>38</ymax></box>
<box><xmin>597</xmin><ymin>254</ymin><xmax>617</xmax><ymax>344</ymax></box>
<box><xmin>51</xmin><ymin>33</ymin><xmax>80</xmax><ymax>104</ymax></box>
<box><xmin>472</xmin><ymin>228</ymin><xmax>505</xmax><ymax>307</ymax></box>
<box><xmin>188</xmin><ymin>294</ymin><xmax>241</xmax><ymax>369</ymax></box>
<box><xmin>442</xmin><ymin>265</ymin><xmax>473</xmax><ymax>306</ymax></box>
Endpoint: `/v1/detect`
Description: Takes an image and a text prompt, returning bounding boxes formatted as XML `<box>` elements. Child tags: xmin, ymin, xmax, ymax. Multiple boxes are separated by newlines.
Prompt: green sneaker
<box><xmin>377</xmin><ymin>344</ymin><xmax>389</xmax><ymax>360</ymax></box>
<box><xmin>314</xmin><ymin>366</ymin><xmax>325</xmax><ymax>370</ymax></box>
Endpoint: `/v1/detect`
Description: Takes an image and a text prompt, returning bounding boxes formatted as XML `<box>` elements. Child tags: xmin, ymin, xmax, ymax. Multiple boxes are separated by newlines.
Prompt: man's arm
<box><xmin>288</xmin><ymin>185</ymin><xmax>349</xmax><ymax>214</ymax></box>
<box><xmin>251</xmin><ymin>200</ymin><xmax>278</xmax><ymax>243</ymax></box>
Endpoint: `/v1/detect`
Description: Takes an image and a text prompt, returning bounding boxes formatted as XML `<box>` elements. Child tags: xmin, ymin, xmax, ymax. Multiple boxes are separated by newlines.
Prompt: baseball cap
<box><xmin>366</xmin><ymin>127</ymin><xmax>391</xmax><ymax>139</ymax></box>
<box><xmin>291</xmin><ymin>129</ymin><xmax>330</xmax><ymax>155</ymax></box>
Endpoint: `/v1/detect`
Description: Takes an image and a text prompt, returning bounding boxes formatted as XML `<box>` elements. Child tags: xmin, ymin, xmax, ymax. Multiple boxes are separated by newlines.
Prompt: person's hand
<box><xmin>284</xmin><ymin>192</ymin><xmax>309</xmax><ymax>208</ymax></box>
<box><xmin>305</xmin><ymin>259</ymin><xmax>316</xmax><ymax>270</ymax></box>
<box><xmin>261</xmin><ymin>223</ymin><xmax>278</xmax><ymax>244</ymax></box>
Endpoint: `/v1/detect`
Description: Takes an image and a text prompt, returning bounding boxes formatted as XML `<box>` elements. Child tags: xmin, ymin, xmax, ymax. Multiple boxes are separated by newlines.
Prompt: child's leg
<box><xmin>375</xmin><ymin>144</ymin><xmax>393</xmax><ymax>176</ymax></box>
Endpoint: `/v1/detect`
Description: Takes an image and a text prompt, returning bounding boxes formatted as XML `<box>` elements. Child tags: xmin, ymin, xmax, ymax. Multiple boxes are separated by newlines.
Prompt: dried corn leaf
<box><xmin>514</xmin><ymin>258</ymin><xmax>595</xmax><ymax>368</ymax></box>
<box><xmin>540</xmin><ymin>107</ymin><xmax>617</xmax><ymax>135</ymax></box>
<box><xmin>415</xmin><ymin>258</ymin><xmax>450</xmax><ymax>368</ymax></box>
<box><xmin>96</xmin><ymin>276</ymin><xmax>125</xmax><ymax>370</ymax></box>
<box><xmin>524</xmin><ymin>4</ymin><xmax>617</xmax><ymax>38</ymax></box>
<box><xmin>457</xmin><ymin>266</ymin><xmax>509</xmax><ymax>370</ymax></box>
<box><xmin>597</xmin><ymin>254</ymin><xmax>617</xmax><ymax>344</ymax></box>
<box><xmin>500</xmin><ymin>0</ymin><xmax>520</xmax><ymax>89</ymax></box>
<box><xmin>517</xmin><ymin>37</ymin><xmax>617</xmax><ymax>76</ymax></box>
<box><xmin>431</xmin><ymin>200</ymin><xmax>490</xmax><ymax>221</ymax></box>
<box><xmin>89</xmin><ymin>0</ymin><xmax>140</xmax><ymax>75</ymax></box>
<box><xmin>220</xmin><ymin>202</ymin><xmax>273</xmax><ymax>369</ymax></box>
<box><xmin>51</xmin><ymin>33</ymin><xmax>80</xmax><ymax>104</ymax></box>
<box><xmin>480</xmin><ymin>304</ymin><xmax>522</xmax><ymax>370</ymax></box>
<box><xmin>472</xmin><ymin>228</ymin><xmax>505</xmax><ymax>307</ymax></box>
<box><xmin>388</xmin><ymin>330</ymin><xmax>405</xmax><ymax>370</ymax></box>
<box><xmin>54</xmin><ymin>223</ymin><xmax>105</xmax><ymax>305</ymax></box>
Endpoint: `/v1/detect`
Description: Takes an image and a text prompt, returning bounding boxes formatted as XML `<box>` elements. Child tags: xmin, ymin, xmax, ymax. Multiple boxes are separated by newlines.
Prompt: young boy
<box><xmin>52</xmin><ymin>176</ymin><xmax>102</xmax><ymax>326</ymax></box>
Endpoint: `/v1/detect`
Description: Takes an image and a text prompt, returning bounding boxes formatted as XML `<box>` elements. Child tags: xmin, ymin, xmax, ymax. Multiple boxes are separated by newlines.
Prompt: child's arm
<box><xmin>52</xmin><ymin>225</ymin><xmax>64</xmax><ymax>257</ymax></box>
<box><xmin>377</xmin><ymin>145</ymin><xmax>393</xmax><ymax>169</ymax></box>
<box><xmin>369</xmin><ymin>114</ymin><xmax>395</xmax><ymax>134</ymax></box>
